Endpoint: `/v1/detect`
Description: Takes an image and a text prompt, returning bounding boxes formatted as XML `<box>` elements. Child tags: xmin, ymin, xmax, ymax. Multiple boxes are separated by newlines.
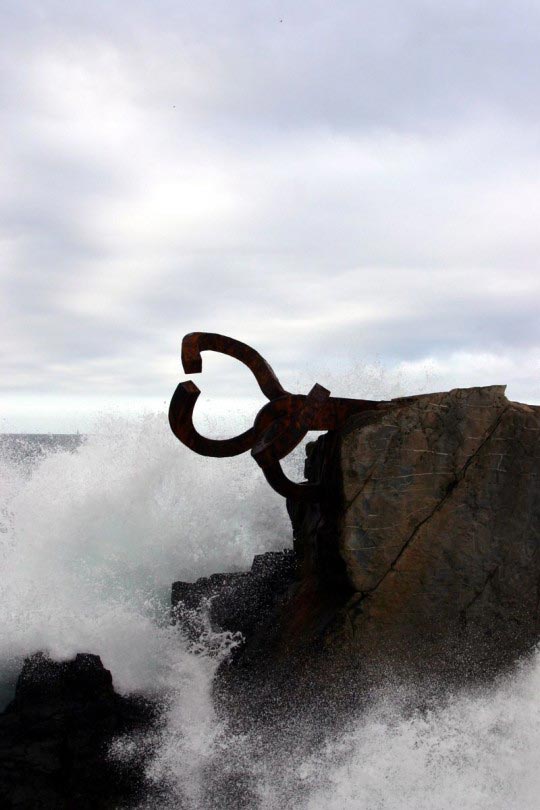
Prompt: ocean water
<box><xmin>1</xmin><ymin>415</ymin><xmax>540</xmax><ymax>808</ymax></box>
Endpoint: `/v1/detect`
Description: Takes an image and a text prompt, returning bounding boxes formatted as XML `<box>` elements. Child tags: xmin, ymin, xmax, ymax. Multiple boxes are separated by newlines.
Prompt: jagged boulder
<box><xmin>0</xmin><ymin>652</ymin><xmax>157</xmax><ymax>810</ymax></box>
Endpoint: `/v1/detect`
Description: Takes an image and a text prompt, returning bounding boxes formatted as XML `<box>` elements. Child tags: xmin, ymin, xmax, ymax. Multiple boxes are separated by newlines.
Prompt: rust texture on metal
<box><xmin>169</xmin><ymin>332</ymin><xmax>389</xmax><ymax>500</ymax></box>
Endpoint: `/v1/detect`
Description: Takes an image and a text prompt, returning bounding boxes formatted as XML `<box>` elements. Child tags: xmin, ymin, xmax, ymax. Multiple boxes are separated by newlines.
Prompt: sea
<box><xmin>2</xmin><ymin>415</ymin><xmax>540</xmax><ymax>808</ymax></box>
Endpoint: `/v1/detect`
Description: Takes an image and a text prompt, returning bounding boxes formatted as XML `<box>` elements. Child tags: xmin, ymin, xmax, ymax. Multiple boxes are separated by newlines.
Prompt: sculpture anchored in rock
<box><xmin>171</xmin><ymin>378</ymin><xmax>540</xmax><ymax>718</ymax></box>
<box><xmin>169</xmin><ymin>332</ymin><xmax>390</xmax><ymax>500</ymax></box>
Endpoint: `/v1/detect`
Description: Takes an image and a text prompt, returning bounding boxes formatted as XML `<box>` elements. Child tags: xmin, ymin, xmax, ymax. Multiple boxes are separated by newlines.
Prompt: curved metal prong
<box><xmin>181</xmin><ymin>332</ymin><xmax>288</xmax><ymax>400</ymax></box>
<box><xmin>260</xmin><ymin>461</ymin><xmax>321</xmax><ymax>501</ymax></box>
<box><xmin>168</xmin><ymin>380</ymin><xmax>254</xmax><ymax>457</ymax></box>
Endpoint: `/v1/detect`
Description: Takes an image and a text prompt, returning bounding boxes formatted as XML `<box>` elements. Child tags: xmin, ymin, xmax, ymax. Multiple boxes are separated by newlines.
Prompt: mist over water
<box><xmin>1</xmin><ymin>394</ymin><xmax>540</xmax><ymax>808</ymax></box>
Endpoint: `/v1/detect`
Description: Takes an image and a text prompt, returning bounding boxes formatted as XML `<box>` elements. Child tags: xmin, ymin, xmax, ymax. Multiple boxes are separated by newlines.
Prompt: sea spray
<box><xmin>140</xmin><ymin>649</ymin><xmax>540</xmax><ymax>810</ymax></box>
<box><xmin>293</xmin><ymin>654</ymin><xmax>540</xmax><ymax>810</ymax></box>
<box><xmin>0</xmin><ymin>411</ymin><xmax>290</xmax><ymax>706</ymax></box>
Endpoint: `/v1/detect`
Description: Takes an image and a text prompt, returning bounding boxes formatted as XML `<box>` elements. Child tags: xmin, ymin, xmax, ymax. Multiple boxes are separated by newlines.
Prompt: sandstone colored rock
<box><xmin>290</xmin><ymin>385</ymin><xmax>540</xmax><ymax>671</ymax></box>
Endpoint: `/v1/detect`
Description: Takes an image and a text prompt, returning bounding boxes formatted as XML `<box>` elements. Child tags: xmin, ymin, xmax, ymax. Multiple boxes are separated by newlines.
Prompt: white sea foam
<box><xmin>0</xmin><ymin>412</ymin><xmax>289</xmax><ymax>703</ymax></box>
<box><xmin>143</xmin><ymin>652</ymin><xmax>540</xmax><ymax>810</ymax></box>
<box><xmin>293</xmin><ymin>656</ymin><xmax>540</xmax><ymax>810</ymax></box>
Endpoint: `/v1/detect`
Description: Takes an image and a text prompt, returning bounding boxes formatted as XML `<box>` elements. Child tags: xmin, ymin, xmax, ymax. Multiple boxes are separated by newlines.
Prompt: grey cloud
<box><xmin>5</xmin><ymin>1</ymin><xmax>540</xmax><ymax>132</ymax></box>
<box><xmin>1</xmin><ymin>0</ymin><xmax>540</xmax><ymax>422</ymax></box>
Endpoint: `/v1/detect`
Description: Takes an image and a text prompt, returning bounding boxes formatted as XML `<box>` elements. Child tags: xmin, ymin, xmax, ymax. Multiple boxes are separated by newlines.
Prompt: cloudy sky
<box><xmin>2</xmin><ymin>0</ymin><xmax>540</xmax><ymax>431</ymax></box>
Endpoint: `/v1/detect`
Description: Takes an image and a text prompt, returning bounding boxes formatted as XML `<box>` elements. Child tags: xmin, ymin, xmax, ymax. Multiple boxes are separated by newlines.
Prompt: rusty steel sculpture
<box><xmin>169</xmin><ymin>332</ymin><xmax>389</xmax><ymax>501</ymax></box>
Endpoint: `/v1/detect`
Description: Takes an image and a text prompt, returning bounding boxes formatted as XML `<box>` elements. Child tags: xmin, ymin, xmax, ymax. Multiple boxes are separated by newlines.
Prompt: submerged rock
<box><xmin>0</xmin><ymin>652</ymin><xmax>157</xmax><ymax>809</ymax></box>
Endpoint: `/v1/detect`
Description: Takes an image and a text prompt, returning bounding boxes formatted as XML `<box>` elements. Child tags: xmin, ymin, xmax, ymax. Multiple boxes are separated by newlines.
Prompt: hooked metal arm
<box><xmin>169</xmin><ymin>332</ymin><xmax>386</xmax><ymax>500</ymax></box>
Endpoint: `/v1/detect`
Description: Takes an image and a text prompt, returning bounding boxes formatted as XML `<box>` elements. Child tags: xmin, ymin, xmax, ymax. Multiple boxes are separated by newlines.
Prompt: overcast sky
<box><xmin>2</xmin><ymin>0</ymin><xmax>540</xmax><ymax>432</ymax></box>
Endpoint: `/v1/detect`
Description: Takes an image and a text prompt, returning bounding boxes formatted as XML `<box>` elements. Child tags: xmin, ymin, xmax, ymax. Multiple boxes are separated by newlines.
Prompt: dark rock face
<box><xmin>172</xmin><ymin>550</ymin><xmax>297</xmax><ymax>646</ymax></box>
<box><xmin>172</xmin><ymin>551</ymin><xmax>307</xmax><ymax>725</ymax></box>
<box><xmin>0</xmin><ymin>652</ymin><xmax>157</xmax><ymax>810</ymax></box>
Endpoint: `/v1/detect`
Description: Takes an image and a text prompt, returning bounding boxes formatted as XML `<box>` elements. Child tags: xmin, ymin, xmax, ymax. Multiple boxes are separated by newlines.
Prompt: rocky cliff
<box><xmin>173</xmin><ymin>386</ymin><xmax>540</xmax><ymax>721</ymax></box>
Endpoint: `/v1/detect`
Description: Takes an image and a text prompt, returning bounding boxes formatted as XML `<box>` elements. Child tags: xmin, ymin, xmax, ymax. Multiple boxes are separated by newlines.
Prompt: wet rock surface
<box><xmin>0</xmin><ymin>652</ymin><xmax>157</xmax><ymax>809</ymax></box>
<box><xmin>172</xmin><ymin>549</ymin><xmax>298</xmax><ymax>647</ymax></box>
